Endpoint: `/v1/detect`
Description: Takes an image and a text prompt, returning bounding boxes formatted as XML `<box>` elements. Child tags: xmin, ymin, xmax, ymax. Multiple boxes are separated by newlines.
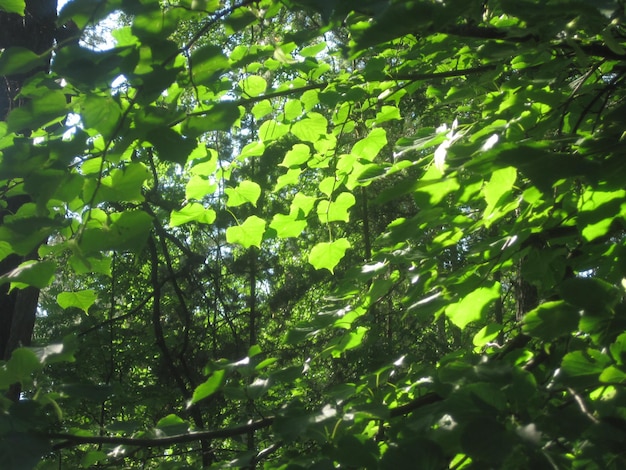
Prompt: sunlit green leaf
<box><xmin>482</xmin><ymin>167</ymin><xmax>517</xmax><ymax>225</ymax></box>
<box><xmin>57</xmin><ymin>290</ymin><xmax>97</xmax><ymax>314</ymax></box>
<box><xmin>280</xmin><ymin>144</ymin><xmax>310</xmax><ymax>167</ymax></box>
<box><xmin>259</xmin><ymin>119</ymin><xmax>288</xmax><ymax>142</ymax></box>
<box><xmin>226</xmin><ymin>216</ymin><xmax>266</xmax><ymax>248</ymax></box>
<box><xmin>170</xmin><ymin>203</ymin><xmax>216</xmax><ymax>226</ymax></box>
<box><xmin>185</xmin><ymin>175</ymin><xmax>216</xmax><ymax>200</ymax></box>
<box><xmin>446</xmin><ymin>283</ymin><xmax>500</xmax><ymax>330</ymax></box>
<box><xmin>351</xmin><ymin>128</ymin><xmax>387</xmax><ymax>161</ymax></box>
<box><xmin>190</xmin><ymin>369</ymin><xmax>226</xmax><ymax>405</ymax></box>
<box><xmin>299</xmin><ymin>42</ymin><xmax>326</xmax><ymax>57</ymax></box>
<box><xmin>237</xmin><ymin>141</ymin><xmax>265</xmax><ymax>160</ymax></box>
<box><xmin>324</xmin><ymin>326</ymin><xmax>367</xmax><ymax>358</ymax></box>
<box><xmin>0</xmin><ymin>260</ymin><xmax>56</xmax><ymax>289</ymax></box>
<box><xmin>291</xmin><ymin>112</ymin><xmax>328</xmax><ymax>143</ymax></box>
<box><xmin>270</xmin><ymin>213</ymin><xmax>307</xmax><ymax>238</ymax></box>
<box><xmin>0</xmin><ymin>0</ymin><xmax>24</xmax><ymax>14</ymax></box>
<box><xmin>225</xmin><ymin>181</ymin><xmax>262</xmax><ymax>207</ymax></box>
<box><xmin>308</xmin><ymin>238</ymin><xmax>350</xmax><ymax>272</ymax></box>
<box><xmin>274</xmin><ymin>168</ymin><xmax>301</xmax><ymax>191</ymax></box>
<box><xmin>316</xmin><ymin>192</ymin><xmax>356</xmax><ymax>223</ymax></box>
<box><xmin>239</xmin><ymin>75</ymin><xmax>267</xmax><ymax>97</ymax></box>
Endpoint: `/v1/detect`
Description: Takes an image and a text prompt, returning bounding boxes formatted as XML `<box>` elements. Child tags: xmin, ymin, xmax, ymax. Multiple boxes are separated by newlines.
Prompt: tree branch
<box><xmin>48</xmin><ymin>417</ymin><xmax>275</xmax><ymax>450</ymax></box>
<box><xmin>389</xmin><ymin>392</ymin><xmax>443</xmax><ymax>418</ymax></box>
<box><xmin>177</xmin><ymin>65</ymin><xmax>497</xmax><ymax>125</ymax></box>
<box><xmin>440</xmin><ymin>24</ymin><xmax>626</xmax><ymax>61</ymax></box>
<box><xmin>44</xmin><ymin>391</ymin><xmax>448</xmax><ymax>453</ymax></box>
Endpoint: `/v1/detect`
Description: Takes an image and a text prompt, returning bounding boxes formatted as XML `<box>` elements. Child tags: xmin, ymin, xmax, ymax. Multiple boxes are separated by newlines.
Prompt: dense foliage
<box><xmin>1</xmin><ymin>0</ymin><xmax>626</xmax><ymax>468</ymax></box>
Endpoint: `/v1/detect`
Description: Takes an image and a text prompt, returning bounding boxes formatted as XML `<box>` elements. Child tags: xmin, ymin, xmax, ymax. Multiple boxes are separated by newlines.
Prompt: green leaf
<box><xmin>57</xmin><ymin>290</ymin><xmax>97</xmax><ymax>314</ymax></box>
<box><xmin>270</xmin><ymin>213</ymin><xmax>307</xmax><ymax>238</ymax></box>
<box><xmin>446</xmin><ymin>283</ymin><xmax>500</xmax><ymax>330</ymax></box>
<box><xmin>239</xmin><ymin>75</ymin><xmax>267</xmax><ymax>97</ymax></box>
<box><xmin>280</xmin><ymin>144</ymin><xmax>311</xmax><ymax>167</ymax></box>
<box><xmin>259</xmin><ymin>119</ymin><xmax>288</xmax><ymax>142</ymax></box>
<box><xmin>522</xmin><ymin>301</ymin><xmax>579</xmax><ymax>341</ymax></box>
<box><xmin>185</xmin><ymin>175</ymin><xmax>216</xmax><ymax>200</ymax></box>
<box><xmin>79</xmin><ymin>210</ymin><xmax>153</xmax><ymax>255</ymax></box>
<box><xmin>81</xmin><ymin>451</ymin><xmax>107</xmax><ymax>468</ymax></box>
<box><xmin>284</xmin><ymin>99</ymin><xmax>302</xmax><ymax>121</ymax></box>
<box><xmin>560</xmin><ymin>349</ymin><xmax>610</xmax><ymax>387</ymax></box>
<box><xmin>225</xmin><ymin>181</ymin><xmax>262</xmax><ymax>207</ymax></box>
<box><xmin>371</xmin><ymin>105</ymin><xmax>401</xmax><ymax>125</ymax></box>
<box><xmin>237</xmin><ymin>141</ymin><xmax>265</xmax><ymax>160</ymax></box>
<box><xmin>317</xmin><ymin>192</ymin><xmax>356</xmax><ymax>223</ymax></box>
<box><xmin>0</xmin><ymin>47</ymin><xmax>45</xmax><ymax>75</ymax></box>
<box><xmin>299</xmin><ymin>42</ymin><xmax>326</xmax><ymax>57</ymax></box>
<box><xmin>170</xmin><ymin>203</ymin><xmax>216</xmax><ymax>227</ymax></box>
<box><xmin>351</xmin><ymin>128</ymin><xmax>387</xmax><ymax>161</ymax></box>
<box><xmin>0</xmin><ymin>241</ymin><xmax>12</xmax><ymax>264</ymax></box>
<box><xmin>190</xmin><ymin>369</ymin><xmax>225</xmax><ymax>405</ymax></box>
<box><xmin>146</xmin><ymin>127</ymin><xmax>197</xmax><ymax>165</ymax></box>
<box><xmin>324</xmin><ymin>326</ymin><xmax>368</xmax><ymax>358</ymax></box>
<box><xmin>190</xmin><ymin>46</ymin><xmax>229</xmax><ymax>85</ymax></box>
<box><xmin>252</xmin><ymin>100</ymin><xmax>273</xmax><ymax>120</ymax></box>
<box><xmin>7</xmin><ymin>89</ymin><xmax>67</xmax><ymax>132</ymax></box>
<box><xmin>184</xmin><ymin>103</ymin><xmax>242</xmax><ymax>134</ymax></box>
<box><xmin>155</xmin><ymin>414</ymin><xmax>189</xmax><ymax>435</ymax></box>
<box><xmin>290</xmin><ymin>193</ymin><xmax>316</xmax><ymax>215</ymax></box>
<box><xmin>226</xmin><ymin>216</ymin><xmax>266</xmax><ymax>248</ymax></box>
<box><xmin>274</xmin><ymin>168</ymin><xmax>301</xmax><ymax>191</ymax></box>
<box><xmin>247</xmin><ymin>377</ymin><xmax>271</xmax><ymax>399</ymax></box>
<box><xmin>79</xmin><ymin>94</ymin><xmax>122</xmax><ymax>139</ymax></box>
<box><xmin>32</xmin><ymin>335</ymin><xmax>78</xmax><ymax>365</ymax></box>
<box><xmin>559</xmin><ymin>277</ymin><xmax>620</xmax><ymax>316</ymax></box>
<box><xmin>84</xmin><ymin>162</ymin><xmax>150</xmax><ymax>204</ymax></box>
<box><xmin>0</xmin><ymin>260</ymin><xmax>56</xmax><ymax>289</ymax></box>
<box><xmin>577</xmin><ymin>189</ymin><xmax>626</xmax><ymax>241</ymax></box>
<box><xmin>156</xmin><ymin>414</ymin><xmax>186</xmax><ymax>428</ymax></box>
<box><xmin>6</xmin><ymin>348</ymin><xmax>43</xmax><ymax>385</ymax></box>
<box><xmin>291</xmin><ymin>112</ymin><xmax>328</xmax><ymax>143</ymax></box>
<box><xmin>482</xmin><ymin>167</ymin><xmax>517</xmax><ymax>225</ymax></box>
<box><xmin>132</xmin><ymin>5</ymin><xmax>179</xmax><ymax>38</ymax></box>
<box><xmin>600</xmin><ymin>365</ymin><xmax>626</xmax><ymax>384</ymax></box>
<box><xmin>308</xmin><ymin>238</ymin><xmax>350</xmax><ymax>273</ymax></box>
<box><xmin>0</xmin><ymin>0</ymin><xmax>25</xmax><ymax>14</ymax></box>
<box><xmin>473</xmin><ymin>323</ymin><xmax>503</xmax><ymax>348</ymax></box>
<box><xmin>53</xmin><ymin>45</ymin><xmax>134</xmax><ymax>89</ymax></box>
<box><xmin>224</xmin><ymin>7</ymin><xmax>257</xmax><ymax>33</ymax></box>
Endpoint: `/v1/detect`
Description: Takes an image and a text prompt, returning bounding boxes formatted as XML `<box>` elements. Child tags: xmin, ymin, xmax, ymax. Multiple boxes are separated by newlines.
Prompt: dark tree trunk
<box><xmin>515</xmin><ymin>259</ymin><xmax>538</xmax><ymax>321</ymax></box>
<box><xmin>0</xmin><ymin>0</ymin><xmax>58</xmax><ymax>401</ymax></box>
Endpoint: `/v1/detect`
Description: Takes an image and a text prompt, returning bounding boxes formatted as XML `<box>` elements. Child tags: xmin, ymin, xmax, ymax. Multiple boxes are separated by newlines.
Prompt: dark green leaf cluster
<box><xmin>1</xmin><ymin>0</ymin><xmax>626</xmax><ymax>468</ymax></box>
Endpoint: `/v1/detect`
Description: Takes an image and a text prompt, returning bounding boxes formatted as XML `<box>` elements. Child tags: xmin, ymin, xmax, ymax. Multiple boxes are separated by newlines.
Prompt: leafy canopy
<box><xmin>1</xmin><ymin>0</ymin><xmax>626</xmax><ymax>468</ymax></box>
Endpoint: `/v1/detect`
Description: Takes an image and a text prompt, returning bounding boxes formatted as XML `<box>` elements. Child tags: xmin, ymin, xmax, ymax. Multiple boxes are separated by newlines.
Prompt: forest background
<box><xmin>1</xmin><ymin>0</ymin><xmax>626</xmax><ymax>468</ymax></box>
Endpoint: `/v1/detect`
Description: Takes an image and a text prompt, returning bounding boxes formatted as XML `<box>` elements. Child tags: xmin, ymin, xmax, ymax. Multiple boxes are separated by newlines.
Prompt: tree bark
<box><xmin>0</xmin><ymin>0</ymin><xmax>58</xmax><ymax>401</ymax></box>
